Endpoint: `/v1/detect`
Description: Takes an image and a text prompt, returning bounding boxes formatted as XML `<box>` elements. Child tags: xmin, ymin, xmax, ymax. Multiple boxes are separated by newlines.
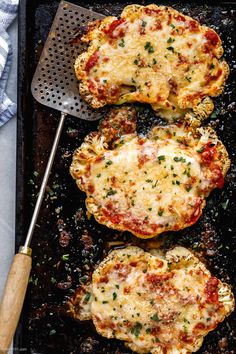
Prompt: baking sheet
<box><xmin>16</xmin><ymin>0</ymin><xmax>236</xmax><ymax>353</ymax></box>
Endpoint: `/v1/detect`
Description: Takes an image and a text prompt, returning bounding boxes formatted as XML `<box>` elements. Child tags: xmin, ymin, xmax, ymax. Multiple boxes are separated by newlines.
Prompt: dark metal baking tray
<box><xmin>16</xmin><ymin>0</ymin><xmax>236</xmax><ymax>353</ymax></box>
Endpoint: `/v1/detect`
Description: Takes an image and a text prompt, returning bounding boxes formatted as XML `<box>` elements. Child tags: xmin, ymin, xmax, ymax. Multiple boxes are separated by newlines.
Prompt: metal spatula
<box><xmin>0</xmin><ymin>2</ymin><xmax>104</xmax><ymax>352</ymax></box>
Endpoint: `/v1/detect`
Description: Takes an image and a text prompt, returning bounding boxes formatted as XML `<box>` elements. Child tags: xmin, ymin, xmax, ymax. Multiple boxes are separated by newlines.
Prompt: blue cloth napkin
<box><xmin>0</xmin><ymin>0</ymin><xmax>18</xmax><ymax>127</ymax></box>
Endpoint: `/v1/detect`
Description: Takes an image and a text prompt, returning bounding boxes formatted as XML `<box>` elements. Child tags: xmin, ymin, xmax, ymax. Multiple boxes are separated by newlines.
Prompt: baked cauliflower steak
<box><xmin>68</xmin><ymin>246</ymin><xmax>235</xmax><ymax>354</ymax></box>
<box><xmin>70</xmin><ymin>109</ymin><xmax>230</xmax><ymax>239</ymax></box>
<box><xmin>74</xmin><ymin>4</ymin><xmax>229</xmax><ymax>124</ymax></box>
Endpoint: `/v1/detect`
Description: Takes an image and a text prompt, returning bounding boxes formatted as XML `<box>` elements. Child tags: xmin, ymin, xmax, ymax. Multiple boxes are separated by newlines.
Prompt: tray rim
<box><xmin>15</xmin><ymin>0</ymin><xmax>236</xmax><ymax>352</ymax></box>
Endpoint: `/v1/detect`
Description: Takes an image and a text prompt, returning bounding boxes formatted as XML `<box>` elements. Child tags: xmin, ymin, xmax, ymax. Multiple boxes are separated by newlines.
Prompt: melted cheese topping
<box><xmin>75</xmin><ymin>4</ymin><xmax>229</xmax><ymax>123</ymax></box>
<box><xmin>69</xmin><ymin>246</ymin><xmax>234</xmax><ymax>354</ymax></box>
<box><xmin>70</xmin><ymin>124</ymin><xmax>230</xmax><ymax>238</ymax></box>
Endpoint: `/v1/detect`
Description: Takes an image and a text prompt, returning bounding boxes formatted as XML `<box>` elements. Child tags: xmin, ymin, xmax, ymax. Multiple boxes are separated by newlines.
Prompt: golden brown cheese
<box><xmin>74</xmin><ymin>4</ymin><xmax>229</xmax><ymax>124</ymax></box>
<box><xmin>70</xmin><ymin>123</ymin><xmax>230</xmax><ymax>238</ymax></box>
<box><xmin>68</xmin><ymin>246</ymin><xmax>235</xmax><ymax>354</ymax></box>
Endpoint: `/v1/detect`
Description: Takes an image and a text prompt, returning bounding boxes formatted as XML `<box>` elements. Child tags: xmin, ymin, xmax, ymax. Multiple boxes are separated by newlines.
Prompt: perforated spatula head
<box><xmin>31</xmin><ymin>0</ymin><xmax>105</xmax><ymax>120</ymax></box>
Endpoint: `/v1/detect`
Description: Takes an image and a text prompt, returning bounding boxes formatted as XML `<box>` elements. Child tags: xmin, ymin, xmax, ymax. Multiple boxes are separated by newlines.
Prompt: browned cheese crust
<box><xmin>67</xmin><ymin>246</ymin><xmax>235</xmax><ymax>354</ymax></box>
<box><xmin>70</xmin><ymin>108</ymin><xmax>230</xmax><ymax>239</ymax></box>
<box><xmin>74</xmin><ymin>4</ymin><xmax>229</xmax><ymax>125</ymax></box>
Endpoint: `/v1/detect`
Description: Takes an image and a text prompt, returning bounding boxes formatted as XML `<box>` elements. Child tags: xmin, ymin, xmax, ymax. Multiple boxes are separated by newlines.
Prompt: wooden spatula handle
<box><xmin>0</xmin><ymin>249</ymin><xmax>32</xmax><ymax>354</ymax></box>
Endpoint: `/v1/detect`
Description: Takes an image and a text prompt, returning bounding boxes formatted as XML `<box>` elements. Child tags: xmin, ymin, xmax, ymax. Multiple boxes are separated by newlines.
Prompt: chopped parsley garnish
<box><xmin>106</xmin><ymin>188</ymin><xmax>117</xmax><ymax>197</ymax></box>
<box><xmin>142</xmin><ymin>20</ymin><xmax>147</xmax><ymax>27</ymax></box>
<box><xmin>102</xmin><ymin>301</ymin><xmax>109</xmax><ymax>304</ymax></box>
<box><xmin>118</xmin><ymin>38</ymin><xmax>125</xmax><ymax>47</ymax></box>
<box><xmin>144</xmin><ymin>41</ymin><xmax>154</xmax><ymax>54</ymax></box>
<box><xmin>105</xmin><ymin>160</ymin><xmax>113</xmax><ymax>168</ymax></box>
<box><xmin>176</xmin><ymin>180</ymin><xmax>180</xmax><ymax>185</ymax></box>
<box><xmin>221</xmin><ymin>199</ymin><xmax>229</xmax><ymax>210</ymax></box>
<box><xmin>170</xmin><ymin>23</ymin><xmax>176</xmax><ymax>29</ymax></box>
<box><xmin>185</xmin><ymin>76</ymin><xmax>192</xmax><ymax>82</ymax></box>
<box><xmin>196</xmin><ymin>146</ymin><xmax>204</xmax><ymax>153</ymax></box>
<box><xmin>134</xmin><ymin>59</ymin><xmax>139</xmax><ymax>65</ymax></box>
<box><xmin>153</xmin><ymin>58</ymin><xmax>157</xmax><ymax>65</ymax></box>
<box><xmin>131</xmin><ymin>322</ymin><xmax>143</xmax><ymax>338</ymax></box>
<box><xmin>152</xmin><ymin>180</ymin><xmax>158</xmax><ymax>188</ymax></box>
<box><xmin>96</xmin><ymin>173</ymin><xmax>101</xmax><ymax>178</ymax></box>
<box><xmin>146</xmin><ymin>179</ymin><xmax>153</xmax><ymax>183</ymax></box>
<box><xmin>158</xmin><ymin>209</ymin><xmax>164</xmax><ymax>216</ymax></box>
<box><xmin>114</xmin><ymin>139</ymin><xmax>125</xmax><ymax>148</ymax></box>
<box><xmin>185</xmin><ymin>186</ymin><xmax>192</xmax><ymax>192</ymax></box>
<box><xmin>84</xmin><ymin>292</ymin><xmax>91</xmax><ymax>302</ymax></box>
<box><xmin>150</xmin><ymin>313</ymin><xmax>159</xmax><ymax>322</ymax></box>
<box><xmin>146</xmin><ymin>328</ymin><xmax>151</xmax><ymax>334</ymax></box>
<box><xmin>158</xmin><ymin>155</ymin><xmax>165</xmax><ymax>162</ymax></box>
<box><xmin>148</xmin><ymin>207</ymin><xmax>152</xmax><ymax>211</ymax></box>
<box><xmin>51</xmin><ymin>277</ymin><xmax>56</xmax><ymax>284</ymax></box>
<box><xmin>183</xmin><ymin>324</ymin><xmax>188</xmax><ymax>332</ymax></box>
<box><xmin>184</xmin><ymin>318</ymin><xmax>190</xmax><ymax>324</ymax></box>
<box><xmin>115</xmin><ymin>284</ymin><xmax>119</xmax><ymax>289</ymax></box>
<box><xmin>167</xmin><ymin>46</ymin><xmax>175</xmax><ymax>52</ymax></box>
<box><xmin>61</xmin><ymin>254</ymin><xmax>69</xmax><ymax>261</ymax></box>
<box><xmin>210</xmin><ymin>63</ymin><xmax>215</xmax><ymax>69</ymax></box>
<box><xmin>113</xmin><ymin>292</ymin><xmax>117</xmax><ymax>300</ymax></box>
<box><xmin>167</xmin><ymin>37</ymin><xmax>175</xmax><ymax>43</ymax></box>
<box><xmin>210</xmin><ymin>111</ymin><xmax>218</xmax><ymax>118</ymax></box>
<box><xmin>173</xmin><ymin>156</ymin><xmax>186</xmax><ymax>162</ymax></box>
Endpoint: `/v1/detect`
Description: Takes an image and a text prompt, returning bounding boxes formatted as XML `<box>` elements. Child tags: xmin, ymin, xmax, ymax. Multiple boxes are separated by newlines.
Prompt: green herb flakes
<box><xmin>144</xmin><ymin>41</ymin><xmax>154</xmax><ymax>54</ymax></box>
<box><xmin>167</xmin><ymin>37</ymin><xmax>175</xmax><ymax>43</ymax></box>
<box><xmin>84</xmin><ymin>292</ymin><xmax>91</xmax><ymax>302</ymax></box>
<box><xmin>61</xmin><ymin>254</ymin><xmax>69</xmax><ymax>261</ymax></box>
<box><xmin>173</xmin><ymin>156</ymin><xmax>186</xmax><ymax>162</ymax></box>
<box><xmin>167</xmin><ymin>46</ymin><xmax>175</xmax><ymax>53</ymax></box>
<box><xmin>131</xmin><ymin>322</ymin><xmax>143</xmax><ymax>338</ymax></box>
<box><xmin>196</xmin><ymin>146</ymin><xmax>204</xmax><ymax>153</ymax></box>
<box><xmin>158</xmin><ymin>155</ymin><xmax>165</xmax><ymax>162</ymax></box>
<box><xmin>106</xmin><ymin>188</ymin><xmax>117</xmax><ymax>197</ymax></box>
<box><xmin>185</xmin><ymin>186</ymin><xmax>192</xmax><ymax>192</ymax></box>
<box><xmin>105</xmin><ymin>160</ymin><xmax>113</xmax><ymax>168</ymax></box>
<box><xmin>150</xmin><ymin>313</ymin><xmax>159</xmax><ymax>322</ymax></box>
<box><xmin>118</xmin><ymin>38</ymin><xmax>125</xmax><ymax>47</ymax></box>
<box><xmin>221</xmin><ymin>199</ymin><xmax>229</xmax><ymax>210</ymax></box>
